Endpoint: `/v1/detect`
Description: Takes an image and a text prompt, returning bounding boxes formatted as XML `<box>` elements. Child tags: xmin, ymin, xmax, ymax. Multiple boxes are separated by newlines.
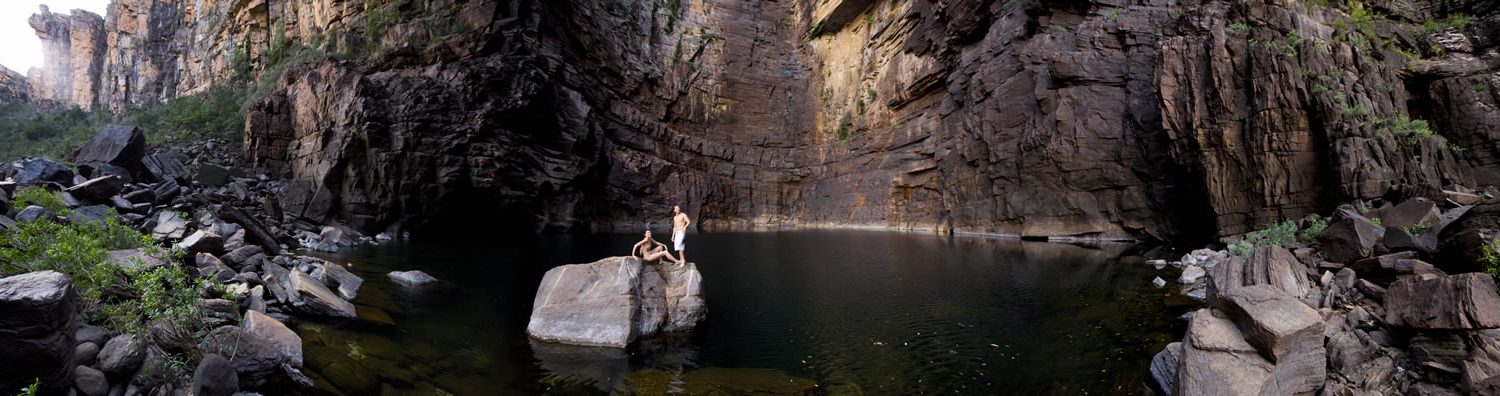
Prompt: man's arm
<box><xmin>631</xmin><ymin>240</ymin><xmax>645</xmax><ymax>258</ymax></box>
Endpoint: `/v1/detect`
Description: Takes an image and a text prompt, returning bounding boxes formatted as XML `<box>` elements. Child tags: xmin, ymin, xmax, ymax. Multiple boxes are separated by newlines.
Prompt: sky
<box><xmin>0</xmin><ymin>0</ymin><xmax>111</xmax><ymax>73</ymax></box>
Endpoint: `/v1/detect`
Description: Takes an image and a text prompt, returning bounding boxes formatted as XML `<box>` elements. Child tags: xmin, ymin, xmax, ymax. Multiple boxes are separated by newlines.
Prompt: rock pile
<box><xmin>0</xmin><ymin>126</ymin><xmax>380</xmax><ymax>393</ymax></box>
<box><xmin>527</xmin><ymin>257</ymin><xmax>706</xmax><ymax>348</ymax></box>
<box><xmin>1152</xmin><ymin>196</ymin><xmax>1500</xmax><ymax>395</ymax></box>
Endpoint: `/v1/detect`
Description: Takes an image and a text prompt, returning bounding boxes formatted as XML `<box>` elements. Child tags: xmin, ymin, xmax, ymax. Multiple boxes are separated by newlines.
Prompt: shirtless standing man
<box><xmin>672</xmin><ymin>205</ymin><xmax>691</xmax><ymax>265</ymax></box>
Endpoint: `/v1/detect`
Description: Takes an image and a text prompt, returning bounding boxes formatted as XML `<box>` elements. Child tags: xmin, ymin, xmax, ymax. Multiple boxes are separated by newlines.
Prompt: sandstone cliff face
<box><xmin>28</xmin><ymin>6</ymin><xmax>104</xmax><ymax>109</ymax></box>
<box><xmin>33</xmin><ymin>0</ymin><xmax>1500</xmax><ymax>241</ymax></box>
<box><xmin>240</xmin><ymin>0</ymin><xmax>1500</xmax><ymax>240</ymax></box>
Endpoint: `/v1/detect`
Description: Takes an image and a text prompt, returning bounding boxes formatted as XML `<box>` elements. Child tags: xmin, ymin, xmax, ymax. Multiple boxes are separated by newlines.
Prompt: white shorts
<box><xmin>672</xmin><ymin>232</ymin><xmax>685</xmax><ymax>251</ymax></box>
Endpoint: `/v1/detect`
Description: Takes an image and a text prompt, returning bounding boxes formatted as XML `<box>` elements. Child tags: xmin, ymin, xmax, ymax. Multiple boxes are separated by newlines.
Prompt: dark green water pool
<box><xmin>294</xmin><ymin>230</ymin><xmax>1189</xmax><ymax>394</ymax></box>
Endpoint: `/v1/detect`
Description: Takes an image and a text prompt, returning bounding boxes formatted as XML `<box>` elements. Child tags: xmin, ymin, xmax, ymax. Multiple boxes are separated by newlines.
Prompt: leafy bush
<box><xmin>12</xmin><ymin>186</ymin><xmax>69</xmax><ymax>214</ymax></box>
<box><xmin>1483</xmin><ymin>239</ymin><xmax>1500</xmax><ymax>282</ymax></box>
<box><xmin>0</xmin><ymin>211</ymin><xmax>187</xmax><ymax>337</ymax></box>
<box><xmin>128</xmin><ymin>85</ymin><xmax>248</xmax><ymax>144</ymax></box>
<box><xmin>0</xmin><ymin>103</ymin><xmax>107</xmax><ymax>162</ymax></box>
<box><xmin>1229</xmin><ymin>220</ymin><xmax>1301</xmax><ymax>258</ymax></box>
<box><xmin>1299</xmin><ymin>218</ymin><xmax>1328</xmax><ymax>243</ymax></box>
<box><xmin>1227</xmin><ymin>23</ymin><xmax>1251</xmax><ymax>35</ymax></box>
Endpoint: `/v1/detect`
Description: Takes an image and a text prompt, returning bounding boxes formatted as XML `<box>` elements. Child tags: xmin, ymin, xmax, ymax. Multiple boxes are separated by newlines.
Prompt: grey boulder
<box><xmin>0</xmin><ymin>271</ymin><xmax>77</xmax><ymax>390</ymax></box>
<box><xmin>289</xmin><ymin>271</ymin><xmax>356</xmax><ymax>319</ymax></box>
<box><xmin>527</xmin><ymin>257</ymin><xmax>705</xmax><ymax>348</ymax></box>
<box><xmin>388</xmin><ymin>270</ymin><xmax>437</xmax><ymax>287</ymax></box>
<box><xmin>97</xmin><ymin>334</ymin><xmax>144</xmax><ymax>376</ymax></box>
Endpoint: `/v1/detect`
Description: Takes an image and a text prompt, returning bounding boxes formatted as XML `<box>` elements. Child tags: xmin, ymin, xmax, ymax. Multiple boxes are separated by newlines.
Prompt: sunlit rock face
<box><xmin>28</xmin><ymin>6</ymin><xmax>104</xmax><ymax>109</ymax></box>
<box><xmin>36</xmin><ymin>0</ymin><xmax>1500</xmax><ymax>241</ymax></box>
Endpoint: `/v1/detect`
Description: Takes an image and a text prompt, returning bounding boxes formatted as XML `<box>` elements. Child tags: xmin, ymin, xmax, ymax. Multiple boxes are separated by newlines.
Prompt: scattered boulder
<box><xmin>141</xmin><ymin>150</ymin><xmax>190</xmax><ymax>183</ymax></box>
<box><xmin>11</xmin><ymin>158</ymin><xmax>74</xmax><ymax>186</ymax></box>
<box><xmin>1179</xmin><ymin>265</ymin><xmax>1206</xmax><ymax>284</ymax></box>
<box><xmin>67</xmin><ymin>205</ymin><xmax>110</xmax><ymax>226</ymax></box>
<box><xmin>387</xmin><ymin>270</ymin><xmax>437</xmax><ymax>287</ymax></box>
<box><xmin>1150</xmin><ymin>342</ymin><xmax>1182</xmax><ymax>395</ymax></box>
<box><xmin>15</xmin><ymin>205</ymin><xmax>57</xmax><ymax>223</ymax></box>
<box><xmin>105</xmin><ymin>249</ymin><xmax>168</xmax><ymax>271</ymax></box>
<box><xmin>65</xmin><ymin>176</ymin><xmax>124</xmax><ymax>202</ymax></box>
<box><xmin>191</xmin><ymin>354</ymin><xmax>238</xmax><ymax>396</ymax></box>
<box><xmin>528</xmin><ymin>257</ymin><xmax>706</xmax><ymax>347</ymax></box>
<box><xmin>74</xmin><ymin>325</ymin><xmax>110</xmax><ymax>347</ymax></box>
<box><xmin>1384</xmin><ymin>198</ymin><xmax>1441</xmax><ymax>230</ymax></box>
<box><xmin>1438</xmin><ymin>202</ymin><xmax>1500</xmax><ymax>274</ymax></box>
<box><xmin>222</xmin><ymin>245</ymin><xmax>264</xmax><ymax>271</ymax></box>
<box><xmin>74</xmin><ymin>341</ymin><xmax>99</xmax><ymax>367</ymax></box>
<box><xmin>151</xmin><ymin>210</ymin><xmax>189</xmax><ymax>240</ymax></box>
<box><xmin>73</xmin><ymin>365</ymin><xmax>108</xmax><ymax>396</ymax></box>
<box><xmin>73</xmin><ymin>125</ymin><xmax>145</xmax><ymax>178</ymax></box>
<box><xmin>0</xmin><ymin>271</ymin><xmax>77</xmax><ymax>391</ymax></box>
<box><xmin>1153</xmin><ymin>276</ymin><xmax>1167</xmax><ymax>288</ymax></box>
<box><xmin>1318</xmin><ymin>205</ymin><xmax>1384</xmax><ymax>264</ymax></box>
<box><xmin>1350</xmin><ymin>252</ymin><xmax>1445</xmax><ymax>286</ymax></box>
<box><xmin>289</xmin><ymin>271</ymin><xmax>356</xmax><ymax>319</ymax></box>
<box><xmin>243</xmin><ymin>310</ymin><xmax>302</xmax><ymax>367</ymax></box>
<box><xmin>197</xmin><ymin>326</ymin><xmax>287</xmax><ymax>386</ymax></box>
<box><xmin>195</xmin><ymin>253</ymin><xmax>235</xmax><ymax>283</ymax></box>
<box><xmin>1385</xmin><ymin>273</ymin><xmax>1500</xmax><ymax>330</ymax></box>
<box><xmin>197</xmin><ymin>164</ymin><xmax>231</xmax><ymax>187</ymax></box>
<box><xmin>97</xmin><ymin>334</ymin><xmax>145</xmax><ymax>376</ymax></box>
<box><xmin>1213</xmin><ymin>285</ymin><xmax>1324</xmax><ymax>365</ymax></box>
<box><xmin>1177</xmin><ymin>308</ymin><xmax>1273</xmax><ymax>394</ymax></box>
<box><xmin>1206</xmin><ymin>246</ymin><xmax>1310</xmax><ymax>303</ymax></box>
<box><xmin>179</xmin><ymin>230</ymin><xmax>225</xmax><ymax>256</ymax></box>
<box><xmin>320</xmin><ymin>261</ymin><xmax>362</xmax><ymax>300</ymax></box>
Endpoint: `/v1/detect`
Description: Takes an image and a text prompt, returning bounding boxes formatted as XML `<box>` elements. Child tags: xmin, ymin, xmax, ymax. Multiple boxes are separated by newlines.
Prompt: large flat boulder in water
<box><xmin>528</xmin><ymin>257</ymin><xmax>705</xmax><ymax>348</ymax></box>
<box><xmin>0</xmin><ymin>271</ymin><xmax>77</xmax><ymax>391</ymax></box>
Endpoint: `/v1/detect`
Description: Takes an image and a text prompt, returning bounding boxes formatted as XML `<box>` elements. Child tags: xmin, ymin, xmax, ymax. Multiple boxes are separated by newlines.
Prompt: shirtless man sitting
<box><xmin>632</xmin><ymin>230</ymin><xmax>680</xmax><ymax>265</ymax></box>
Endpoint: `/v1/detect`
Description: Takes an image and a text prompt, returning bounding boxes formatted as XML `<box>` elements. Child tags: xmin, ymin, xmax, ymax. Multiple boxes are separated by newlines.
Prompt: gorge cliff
<box><xmin>26</xmin><ymin>0</ymin><xmax>1500</xmax><ymax>242</ymax></box>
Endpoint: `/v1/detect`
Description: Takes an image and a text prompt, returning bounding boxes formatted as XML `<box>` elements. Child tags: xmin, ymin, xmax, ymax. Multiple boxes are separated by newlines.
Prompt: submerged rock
<box><xmin>387</xmin><ymin>270</ymin><xmax>437</xmax><ymax>287</ymax></box>
<box><xmin>527</xmin><ymin>257</ymin><xmax>706</xmax><ymax>347</ymax></box>
<box><xmin>289</xmin><ymin>271</ymin><xmax>356</xmax><ymax>319</ymax></box>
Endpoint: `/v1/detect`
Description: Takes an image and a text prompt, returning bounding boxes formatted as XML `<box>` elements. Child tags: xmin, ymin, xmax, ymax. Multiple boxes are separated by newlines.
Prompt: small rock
<box><xmin>191</xmin><ymin>354</ymin><xmax>238</xmax><ymax>396</ymax></box>
<box><xmin>150</xmin><ymin>210</ymin><xmax>189</xmax><ymax>240</ymax></box>
<box><xmin>197</xmin><ymin>164</ymin><xmax>231</xmax><ymax>187</ymax></box>
<box><xmin>178</xmin><ymin>231</ymin><xmax>226</xmax><ymax>256</ymax></box>
<box><xmin>290</xmin><ymin>271</ymin><xmax>356</xmax><ymax>319</ymax></box>
<box><xmin>1150</xmin><ymin>342</ymin><xmax>1182</xmax><ymax>396</ymax></box>
<box><xmin>65</xmin><ymin>176</ymin><xmax>124</xmax><ymax>202</ymax></box>
<box><xmin>74</xmin><ymin>341</ymin><xmax>100</xmax><ymax>367</ymax></box>
<box><xmin>1152</xmin><ymin>276</ymin><xmax>1166</xmax><ymax>288</ymax></box>
<box><xmin>1179</xmin><ymin>265</ymin><xmax>1206</xmax><ymax>284</ymax></box>
<box><xmin>98</xmin><ymin>334</ymin><xmax>145</xmax><ymax>376</ymax></box>
<box><xmin>15</xmin><ymin>205</ymin><xmax>57</xmax><ymax>223</ymax></box>
<box><xmin>388</xmin><ymin>270</ymin><xmax>437</xmax><ymax>287</ymax></box>
<box><xmin>243</xmin><ymin>310</ymin><xmax>302</xmax><ymax>367</ymax></box>
<box><xmin>1318</xmin><ymin>205</ymin><xmax>1384</xmax><ymax>264</ymax></box>
<box><xmin>74</xmin><ymin>365</ymin><xmax>108</xmax><ymax>396</ymax></box>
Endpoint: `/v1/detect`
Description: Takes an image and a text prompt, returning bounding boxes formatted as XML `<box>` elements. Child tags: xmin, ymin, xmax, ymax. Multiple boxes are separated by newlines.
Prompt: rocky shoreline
<box><xmin>1150</xmin><ymin>192</ymin><xmax>1500</xmax><ymax>394</ymax></box>
<box><xmin>0</xmin><ymin>125</ymin><xmax>403</xmax><ymax>394</ymax></box>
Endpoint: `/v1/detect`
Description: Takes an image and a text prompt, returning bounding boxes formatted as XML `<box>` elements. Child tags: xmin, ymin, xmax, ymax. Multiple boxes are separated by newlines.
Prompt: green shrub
<box><xmin>0</xmin><ymin>211</ymin><xmax>179</xmax><ymax>336</ymax></box>
<box><xmin>1299</xmin><ymin>218</ymin><xmax>1328</xmax><ymax>243</ymax></box>
<box><xmin>0</xmin><ymin>103</ymin><xmax>107</xmax><ymax>162</ymax></box>
<box><xmin>1230</xmin><ymin>220</ymin><xmax>1301</xmax><ymax>258</ymax></box>
<box><xmin>127</xmin><ymin>85</ymin><xmax>248</xmax><ymax>144</ymax></box>
<box><xmin>17</xmin><ymin>379</ymin><xmax>38</xmax><ymax>396</ymax></box>
<box><xmin>1482</xmin><ymin>239</ymin><xmax>1500</xmax><ymax>282</ymax></box>
<box><xmin>11</xmin><ymin>186</ymin><xmax>69</xmax><ymax>214</ymax></box>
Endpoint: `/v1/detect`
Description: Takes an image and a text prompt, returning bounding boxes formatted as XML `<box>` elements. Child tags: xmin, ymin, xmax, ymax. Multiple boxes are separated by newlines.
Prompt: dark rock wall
<box><xmin>54</xmin><ymin>0</ymin><xmax>1497</xmax><ymax>241</ymax></box>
